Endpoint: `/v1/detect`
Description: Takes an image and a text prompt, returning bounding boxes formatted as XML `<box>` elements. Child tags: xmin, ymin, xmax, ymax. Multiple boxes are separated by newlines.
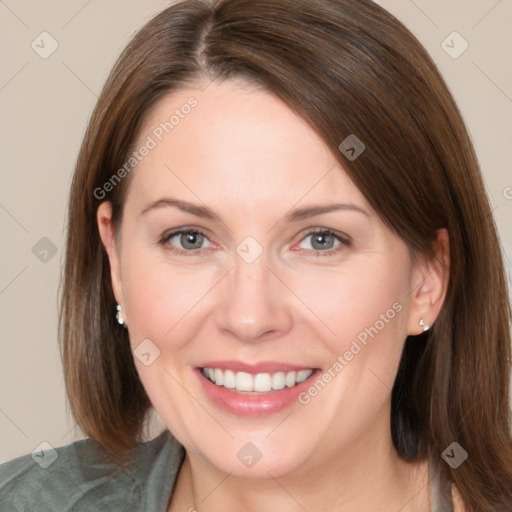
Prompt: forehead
<box><xmin>127</xmin><ymin>80</ymin><xmax>369</xmax><ymax>213</ymax></box>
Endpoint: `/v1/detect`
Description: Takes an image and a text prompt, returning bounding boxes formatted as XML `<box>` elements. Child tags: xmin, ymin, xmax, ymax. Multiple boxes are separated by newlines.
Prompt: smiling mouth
<box><xmin>200</xmin><ymin>367</ymin><xmax>316</xmax><ymax>394</ymax></box>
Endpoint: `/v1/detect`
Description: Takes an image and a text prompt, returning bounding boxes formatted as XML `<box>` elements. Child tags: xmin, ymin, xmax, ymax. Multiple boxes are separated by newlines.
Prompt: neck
<box><xmin>168</xmin><ymin>406</ymin><xmax>431</xmax><ymax>512</ymax></box>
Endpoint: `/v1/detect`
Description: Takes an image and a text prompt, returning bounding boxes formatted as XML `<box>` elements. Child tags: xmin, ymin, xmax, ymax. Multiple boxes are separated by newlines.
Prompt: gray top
<box><xmin>0</xmin><ymin>429</ymin><xmax>185</xmax><ymax>511</ymax></box>
<box><xmin>1</xmin><ymin>429</ymin><xmax>453</xmax><ymax>511</ymax></box>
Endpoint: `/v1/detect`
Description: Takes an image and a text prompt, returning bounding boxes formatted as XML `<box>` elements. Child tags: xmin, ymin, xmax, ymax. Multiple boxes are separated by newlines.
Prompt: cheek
<box><xmin>289</xmin><ymin>261</ymin><xmax>410</xmax><ymax>444</ymax></box>
<box><xmin>290</xmin><ymin>258</ymin><xmax>411</xmax><ymax>422</ymax></box>
<box><xmin>295</xmin><ymin>261</ymin><xmax>408</xmax><ymax>352</ymax></box>
<box><xmin>120</xmin><ymin>250</ymin><xmax>220</xmax><ymax>349</ymax></box>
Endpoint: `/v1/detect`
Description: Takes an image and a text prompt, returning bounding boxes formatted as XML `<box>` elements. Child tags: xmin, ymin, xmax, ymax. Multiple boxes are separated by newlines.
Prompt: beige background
<box><xmin>1</xmin><ymin>0</ymin><xmax>511</xmax><ymax>463</ymax></box>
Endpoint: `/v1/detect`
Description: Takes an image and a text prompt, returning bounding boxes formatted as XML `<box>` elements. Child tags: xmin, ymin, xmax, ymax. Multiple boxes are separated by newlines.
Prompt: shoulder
<box><xmin>0</xmin><ymin>429</ymin><xmax>185</xmax><ymax>512</ymax></box>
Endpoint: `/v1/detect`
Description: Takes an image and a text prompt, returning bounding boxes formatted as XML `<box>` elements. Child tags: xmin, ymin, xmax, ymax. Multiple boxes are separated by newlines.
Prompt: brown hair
<box><xmin>60</xmin><ymin>0</ymin><xmax>512</xmax><ymax>509</ymax></box>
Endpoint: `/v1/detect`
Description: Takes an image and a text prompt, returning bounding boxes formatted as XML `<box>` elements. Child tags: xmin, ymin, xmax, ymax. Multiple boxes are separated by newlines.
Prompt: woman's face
<box><xmin>98</xmin><ymin>80</ymin><xmax>439</xmax><ymax>479</ymax></box>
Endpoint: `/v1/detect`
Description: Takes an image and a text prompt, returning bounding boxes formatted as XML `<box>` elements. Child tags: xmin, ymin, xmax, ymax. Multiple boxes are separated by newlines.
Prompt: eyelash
<box><xmin>157</xmin><ymin>228</ymin><xmax>352</xmax><ymax>257</ymax></box>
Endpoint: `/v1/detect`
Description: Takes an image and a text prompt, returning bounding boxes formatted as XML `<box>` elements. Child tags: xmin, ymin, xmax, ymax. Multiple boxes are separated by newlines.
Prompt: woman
<box><xmin>1</xmin><ymin>0</ymin><xmax>511</xmax><ymax>510</ymax></box>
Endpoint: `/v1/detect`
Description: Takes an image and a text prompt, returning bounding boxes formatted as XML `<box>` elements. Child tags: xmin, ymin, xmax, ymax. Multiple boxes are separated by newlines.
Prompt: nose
<box><xmin>214</xmin><ymin>252</ymin><xmax>294</xmax><ymax>343</ymax></box>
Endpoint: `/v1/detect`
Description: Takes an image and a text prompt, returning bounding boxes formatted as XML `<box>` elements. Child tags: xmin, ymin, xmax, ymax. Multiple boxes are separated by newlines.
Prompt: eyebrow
<box><xmin>139</xmin><ymin>197</ymin><xmax>370</xmax><ymax>221</ymax></box>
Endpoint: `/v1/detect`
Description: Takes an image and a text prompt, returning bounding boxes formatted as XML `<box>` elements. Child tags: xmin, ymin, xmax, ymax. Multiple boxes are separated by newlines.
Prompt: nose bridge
<box><xmin>233</xmin><ymin>248</ymin><xmax>273</xmax><ymax>300</ymax></box>
<box><xmin>214</xmin><ymin>244</ymin><xmax>293</xmax><ymax>342</ymax></box>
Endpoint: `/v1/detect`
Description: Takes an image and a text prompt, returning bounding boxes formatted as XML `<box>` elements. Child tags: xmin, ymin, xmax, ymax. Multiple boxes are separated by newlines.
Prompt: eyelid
<box><xmin>297</xmin><ymin>227</ymin><xmax>351</xmax><ymax>244</ymax></box>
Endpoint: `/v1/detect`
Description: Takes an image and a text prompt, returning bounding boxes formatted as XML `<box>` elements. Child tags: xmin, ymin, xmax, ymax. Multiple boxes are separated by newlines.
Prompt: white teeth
<box><xmin>296</xmin><ymin>369</ymin><xmax>312</xmax><ymax>384</ymax></box>
<box><xmin>253</xmin><ymin>373</ymin><xmax>272</xmax><ymax>392</ymax></box>
<box><xmin>271</xmin><ymin>372</ymin><xmax>286</xmax><ymax>390</ymax></box>
<box><xmin>202</xmin><ymin>367</ymin><xmax>314</xmax><ymax>392</ymax></box>
<box><xmin>214</xmin><ymin>368</ymin><xmax>224</xmax><ymax>386</ymax></box>
<box><xmin>285</xmin><ymin>371</ymin><xmax>296</xmax><ymax>387</ymax></box>
<box><xmin>223</xmin><ymin>370</ymin><xmax>236</xmax><ymax>389</ymax></box>
<box><xmin>235</xmin><ymin>372</ymin><xmax>253</xmax><ymax>392</ymax></box>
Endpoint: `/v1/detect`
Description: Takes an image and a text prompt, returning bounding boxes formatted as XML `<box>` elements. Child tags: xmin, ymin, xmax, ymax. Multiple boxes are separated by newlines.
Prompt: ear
<box><xmin>96</xmin><ymin>201</ymin><xmax>124</xmax><ymax>310</ymax></box>
<box><xmin>406</xmin><ymin>228</ymin><xmax>450</xmax><ymax>335</ymax></box>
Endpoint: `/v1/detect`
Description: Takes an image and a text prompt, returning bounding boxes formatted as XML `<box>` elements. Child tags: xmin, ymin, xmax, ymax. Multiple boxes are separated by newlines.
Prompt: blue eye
<box><xmin>159</xmin><ymin>229</ymin><xmax>212</xmax><ymax>255</ymax></box>
<box><xmin>296</xmin><ymin>229</ymin><xmax>351</xmax><ymax>256</ymax></box>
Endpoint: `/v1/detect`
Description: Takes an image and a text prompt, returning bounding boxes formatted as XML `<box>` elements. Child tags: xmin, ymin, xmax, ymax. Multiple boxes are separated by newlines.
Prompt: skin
<box><xmin>97</xmin><ymin>79</ymin><xmax>450</xmax><ymax>512</ymax></box>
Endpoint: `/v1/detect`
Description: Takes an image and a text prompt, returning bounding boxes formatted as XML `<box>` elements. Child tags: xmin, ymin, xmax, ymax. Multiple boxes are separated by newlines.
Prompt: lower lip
<box><xmin>195</xmin><ymin>368</ymin><xmax>321</xmax><ymax>417</ymax></box>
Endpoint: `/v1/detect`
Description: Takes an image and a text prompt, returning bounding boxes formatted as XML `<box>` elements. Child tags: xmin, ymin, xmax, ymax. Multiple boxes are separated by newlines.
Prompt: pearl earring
<box><xmin>419</xmin><ymin>318</ymin><xmax>429</xmax><ymax>331</ymax></box>
<box><xmin>115</xmin><ymin>304</ymin><xmax>125</xmax><ymax>326</ymax></box>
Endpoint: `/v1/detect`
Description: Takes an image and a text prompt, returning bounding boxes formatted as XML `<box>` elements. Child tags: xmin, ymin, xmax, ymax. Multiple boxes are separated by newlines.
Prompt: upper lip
<box><xmin>197</xmin><ymin>360</ymin><xmax>316</xmax><ymax>374</ymax></box>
